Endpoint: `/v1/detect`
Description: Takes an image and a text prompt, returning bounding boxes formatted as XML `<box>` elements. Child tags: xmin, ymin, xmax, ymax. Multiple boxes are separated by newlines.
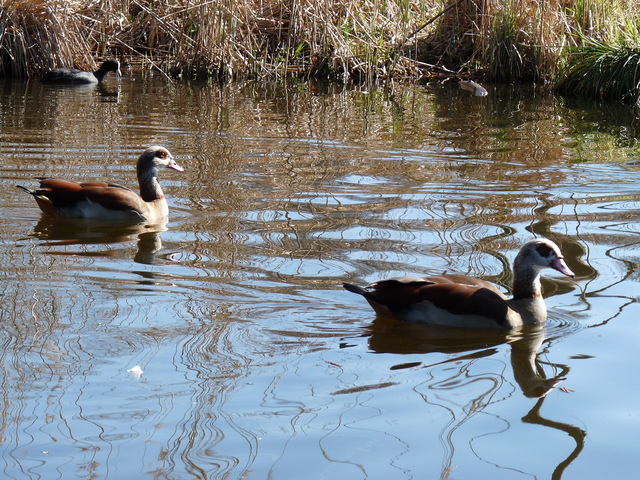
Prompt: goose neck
<box><xmin>138</xmin><ymin>168</ymin><xmax>164</xmax><ymax>202</ymax></box>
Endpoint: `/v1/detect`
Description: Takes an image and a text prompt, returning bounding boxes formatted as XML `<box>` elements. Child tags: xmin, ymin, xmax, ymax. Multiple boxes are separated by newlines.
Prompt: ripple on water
<box><xmin>3</xmin><ymin>80</ymin><xmax>640</xmax><ymax>479</ymax></box>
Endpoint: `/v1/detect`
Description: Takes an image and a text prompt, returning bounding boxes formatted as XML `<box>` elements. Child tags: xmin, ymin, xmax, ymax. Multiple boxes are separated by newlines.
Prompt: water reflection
<box><xmin>366</xmin><ymin>320</ymin><xmax>565</xmax><ymax>397</ymax></box>
<box><xmin>523</xmin><ymin>398</ymin><xmax>586</xmax><ymax>480</ymax></box>
<box><xmin>2</xmin><ymin>76</ymin><xmax>638</xmax><ymax>479</ymax></box>
<box><xmin>38</xmin><ymin>80</ymin><xmax>121</xmax><ymax>100</ymax></box>
<box><xmin>23</xmin><ymin>216</ymin><xmax>171</xmax><ymax>265</ymax></box>
<box><xmin>362</xmin><ymin>320</ymin><xmax>585</xmax><ymax>479</ymax></box>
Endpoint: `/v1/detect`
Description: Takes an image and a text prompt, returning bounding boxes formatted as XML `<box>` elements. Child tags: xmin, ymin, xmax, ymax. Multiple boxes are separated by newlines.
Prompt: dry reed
<box><xmin>0</xmin><ymin>0</ymin><xmax>93</xmax><ymax>77</ymax></box>
<box><xmin>0</xmin><ymin>0</ymin><xmax>639</xmax><ymax>89</ymax></box>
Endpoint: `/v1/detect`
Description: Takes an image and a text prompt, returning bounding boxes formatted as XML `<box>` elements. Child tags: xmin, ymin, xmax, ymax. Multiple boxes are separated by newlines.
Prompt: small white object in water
<box><xmin>127</xmin><ymin>365</ymin><xmax>144</xmax><ymax>378</ymax></box>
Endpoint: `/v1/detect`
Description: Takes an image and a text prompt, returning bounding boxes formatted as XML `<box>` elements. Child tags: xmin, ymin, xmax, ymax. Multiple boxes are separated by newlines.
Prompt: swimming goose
<box><xmin>17</xmin><ymin>146</ymin><xmax>183</xmax><ymax>223</ymax></box>
<box><xmin>343</xmin><ymin>238</ymin><xmax>575</xmax><ymax>329</ymax></box>
<box><xmin>41</xmin><ymin>59</ymin><xmax>122</xmax><ymax>84</ymax></box>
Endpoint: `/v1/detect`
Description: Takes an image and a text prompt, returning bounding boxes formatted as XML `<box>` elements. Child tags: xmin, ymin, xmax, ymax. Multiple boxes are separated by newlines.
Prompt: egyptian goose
<box><xmin>41</xmin><ymin>59</ymin><xmax>121</xmax><ymax>84</ymax></box>
<box><xmin>17</xmin><ymin>146</ymin><xmax>183</xmax><ymax>223</ymax></box>
<box><xmin>343</xmin><ymin>238</ymin><xmax>575</xmax><ymax>329</ymax></box>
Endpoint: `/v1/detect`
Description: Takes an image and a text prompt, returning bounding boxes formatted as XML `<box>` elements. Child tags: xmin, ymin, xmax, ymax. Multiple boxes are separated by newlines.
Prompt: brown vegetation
<box><xmin>1</xmin><ymin>0</ymin><xmax>639</xmax><ymax>91</ymax></box>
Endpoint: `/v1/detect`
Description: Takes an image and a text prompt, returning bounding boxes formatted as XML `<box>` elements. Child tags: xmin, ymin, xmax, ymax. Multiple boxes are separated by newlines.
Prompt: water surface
<box><xmin>1</xmin><ymin>75</ymin><xmax>639</xmax><ymax>479</ymax></box>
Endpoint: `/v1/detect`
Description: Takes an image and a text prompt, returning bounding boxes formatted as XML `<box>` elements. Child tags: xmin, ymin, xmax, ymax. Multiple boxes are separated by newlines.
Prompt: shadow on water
<box><xmin>359</xmin><ymin>319</ymin><xmax>586</xmax><ymax>479</ymax></box>
<box><xmin>22</xmin><ymin>215</ymin><xmax>173</xmax><ymax>266</ymax></box>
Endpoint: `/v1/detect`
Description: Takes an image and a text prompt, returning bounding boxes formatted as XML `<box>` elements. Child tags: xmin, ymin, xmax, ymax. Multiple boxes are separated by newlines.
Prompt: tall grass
<box><xmin>431</xmin><ymin>0</ymin><xmax>569</xmax><ymax>82</ymax></box>
<box><xmin>1</xmin><ymin>0</ymin><xmax>640</xmax><ymax>92</ymax></box>
<box><xmin>0</xmin><ymin>0</ymin><xmax>92</xmax><ymax>77</ymax></box>
<box><xmin>555</xmin><ymin>35</ymin><xmax>640</xmax><ymax>105</ymax></box>
<box><xmin>488</xmin><ymin>0</ymin><xmax>523</xmax><ymax>82</ymax></box>
<box><xmin>554</xmin><ymin>1</ymin><xmax>640</xmax><ymax>104</ymax></box>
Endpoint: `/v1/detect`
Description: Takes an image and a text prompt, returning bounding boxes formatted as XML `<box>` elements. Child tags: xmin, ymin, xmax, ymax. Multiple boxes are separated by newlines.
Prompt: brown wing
<box><xmin>35</xmin><ymin>178</ymin><xmax>147</xmax><ymax>214</ymax></box>
<box><xmin>417</xmin><ymin>274</ymin><xmax>504</xmax><ymax>295</ymax></box>
<box><xmin>361</xmin><ymin>274</ymin><xmax>509</xmax><ymax>323</ymax></box>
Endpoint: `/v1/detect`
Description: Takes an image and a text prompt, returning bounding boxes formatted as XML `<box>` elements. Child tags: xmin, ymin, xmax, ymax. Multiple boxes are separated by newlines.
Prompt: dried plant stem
<box><xmin>0</xmin><ymin>0</ymin><xmax>639</xmax><ymax>93</ymax></box>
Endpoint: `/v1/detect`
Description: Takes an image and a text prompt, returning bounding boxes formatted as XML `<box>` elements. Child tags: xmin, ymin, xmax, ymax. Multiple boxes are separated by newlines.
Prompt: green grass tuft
<box><xmin>555</xmin><ymin>35</ymin><xmax>640</xmax><ymax>105</ymax></box>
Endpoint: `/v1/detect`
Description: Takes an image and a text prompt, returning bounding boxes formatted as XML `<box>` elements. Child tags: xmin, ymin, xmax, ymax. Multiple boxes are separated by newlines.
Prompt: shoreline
<box><xmin>2</xmin><ymin>1</ymin><xmax>640</xmax><ymax>104</ymax></box>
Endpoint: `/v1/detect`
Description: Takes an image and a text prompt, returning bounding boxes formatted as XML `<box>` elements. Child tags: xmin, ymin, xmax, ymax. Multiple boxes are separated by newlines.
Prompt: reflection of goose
<box><xmin>25</xmin><ymin>215</ymin><xmax>170</xmax><ymax>265</ymax></box>
<box><xmin>509</xmin><ymin>328</ymin><xmax>566</xmax><ymax>398</ymax></box>
<box><xmin>134</xmin><ymin>230</ymin><xmax>171</xmax><ymax>265</ymax></box>
<box><xmin>41</xmin><ymin>59</ymin><xmax>121</xmax><ymax>84</ymax></box>
<box><xmin>366</xmin><ymin>319</ymin><xmax>565</xmax><ymax>399</ymax></box>
<box><xmin>523</xmin><ymin>397</ymin><xmax>586</xmax><ymax>480</ymax></box>
<box><xmin>361</xmin><ymin>320</ymin><xmax>584</xmax><ymax>478</ymax></box>
<box><xmin>344</xmin><ymin>239</ymin><xmax>575</xmax><ymax>329</ymax></box>
<box><xmin>17</xmin><ymin>146</ymin><xmax>183</xmax><ymax>223</ymax></box>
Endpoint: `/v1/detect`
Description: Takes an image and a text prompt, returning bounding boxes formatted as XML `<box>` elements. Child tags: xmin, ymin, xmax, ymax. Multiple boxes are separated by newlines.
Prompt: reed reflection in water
<box><xmin>0</xmin><ymin>76</ymin><xmax>639</xmax><ymax>479</ymax></box>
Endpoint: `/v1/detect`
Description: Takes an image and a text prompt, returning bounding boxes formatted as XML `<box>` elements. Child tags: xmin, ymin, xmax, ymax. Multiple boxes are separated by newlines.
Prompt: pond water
<box><xmin>0</xmin><ymin>71</ymin><xmax>639</xmax><ymax>479</ymax></box>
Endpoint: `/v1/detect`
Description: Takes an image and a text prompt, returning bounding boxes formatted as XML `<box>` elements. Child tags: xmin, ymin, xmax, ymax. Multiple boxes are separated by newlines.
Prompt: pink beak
<box><xmin>552</xmin><ymin>257</ymin><xmax>575</xmax><ymax>278</ymax></box>
<box><xmin>167</xmin><ymin>158</ymin><xmax>184</xmax><ymax>172</ymax></box>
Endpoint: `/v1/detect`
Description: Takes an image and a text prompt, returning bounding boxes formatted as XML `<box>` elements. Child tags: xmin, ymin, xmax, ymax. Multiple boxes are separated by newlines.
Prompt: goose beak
<box><xmin>167</xmin><ymin>158</ymin><xmax>184</xmax><ymax>172</ymax></box>
<box><xmin>552</xmin><ymin>258</ymin><xmax>574</xmax><ymax>278</ymax></box>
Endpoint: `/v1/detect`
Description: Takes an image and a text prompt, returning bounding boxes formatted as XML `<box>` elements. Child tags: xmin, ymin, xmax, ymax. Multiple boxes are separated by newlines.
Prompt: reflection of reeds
<box><xmin>2</xmin><ymin>0</ymin><xmax>640</xmax><ymax>88</ymax></box>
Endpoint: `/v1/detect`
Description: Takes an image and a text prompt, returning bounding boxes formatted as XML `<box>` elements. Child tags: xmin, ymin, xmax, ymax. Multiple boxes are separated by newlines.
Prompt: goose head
<box><xmin>512</xmin><ymin>239</ymin><xmax>574</xmax><ymax>300</ymax></box>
